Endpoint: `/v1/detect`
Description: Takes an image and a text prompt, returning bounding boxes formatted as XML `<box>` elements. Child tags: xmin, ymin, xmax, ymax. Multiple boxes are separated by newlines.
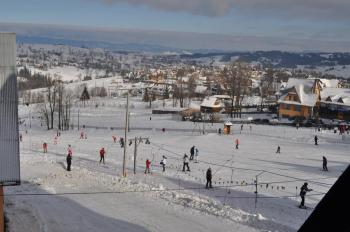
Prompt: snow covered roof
<box><xmin>200</xmin><ymin>96</ymin><xmax>222</xmax><ymax>108</ymax></box>
<box><xmin>319</xmin><ymin>79</ymin><xmax>340</xmax><ymax>88</ymax></box>
<box><xmin>194</xmin><ymin>85</ymin><xmax>207</xmax><ymax>94</ymax></box>
<box><xmin>212</xmin><ymin>95</ymin><xmax>231</xmax><ymax>99</ymax></box>
<box><xmin>320</xmin><ymin>88</ymin><xmax>350</xmax><ymax>106</ymax></box>
<box><xmin>224</xmin><ymin>121</ymin><xmax>233</xmax><ymax>126</ymax></box>
<box><xmin>279</xmin><ymin>78</ymin><xmax>318</xmax><ymax>107</ymax></box>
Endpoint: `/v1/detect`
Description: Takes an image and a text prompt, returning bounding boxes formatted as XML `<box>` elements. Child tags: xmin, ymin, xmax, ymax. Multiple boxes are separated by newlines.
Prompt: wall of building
<box><xmin>279</xmin><ymin>104</ymin><xmax>311</xmax><ymax>118</ymax></box>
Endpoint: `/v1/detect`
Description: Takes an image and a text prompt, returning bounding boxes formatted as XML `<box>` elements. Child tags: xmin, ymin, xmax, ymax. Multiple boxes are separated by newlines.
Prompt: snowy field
<box><xmin>5</xmin><ymin>97</ymin><xmax>350</xmax><ymax>232</ymax></box>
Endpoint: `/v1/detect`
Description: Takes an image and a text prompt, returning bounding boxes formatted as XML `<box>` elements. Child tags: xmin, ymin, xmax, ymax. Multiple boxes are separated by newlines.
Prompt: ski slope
<box><xmin>5</xmin><ymin>97</ymin><xmax>349</xmax><ymax>232</ymax></box>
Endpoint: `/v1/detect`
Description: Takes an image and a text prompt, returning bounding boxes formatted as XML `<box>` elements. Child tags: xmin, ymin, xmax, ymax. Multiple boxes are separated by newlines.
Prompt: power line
<box><xmin>150</xmin><ymin>141</ymin><xmax>336</xmax><ymax>187</ymax></box>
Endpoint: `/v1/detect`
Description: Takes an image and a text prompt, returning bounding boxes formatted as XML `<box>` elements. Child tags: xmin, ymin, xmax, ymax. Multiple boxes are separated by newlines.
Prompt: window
<box><xmin>295</xmin><ymin>105</ymin><xmax>301</xmax><ymax>112</ymax></box>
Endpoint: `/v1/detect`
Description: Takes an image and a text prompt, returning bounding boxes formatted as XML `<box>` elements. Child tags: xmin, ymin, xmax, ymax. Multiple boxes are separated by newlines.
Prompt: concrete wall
<box><xmin>0</xmin><ymin>33</ymin><xmax>20</xmax><ymax>185</ymax></box>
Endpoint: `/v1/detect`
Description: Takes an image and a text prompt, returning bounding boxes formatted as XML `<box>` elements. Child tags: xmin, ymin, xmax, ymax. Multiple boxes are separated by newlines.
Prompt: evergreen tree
<box><xmin>80</xmin><ymin>86</ymin><xmax>90</xmax><ymax>107</ymax></box>
<box><xmin>164</xmin><ymin>85</ymin><xmax>170</xmax><ymax>99</ymax></box>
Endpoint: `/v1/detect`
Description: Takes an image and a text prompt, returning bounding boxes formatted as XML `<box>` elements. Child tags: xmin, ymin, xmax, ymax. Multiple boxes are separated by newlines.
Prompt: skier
<box><xmin>218</xmin><ymin>128</ymin><xmax>222</xmax><ymax>135</ymax></box>
<box><xmin>194</xmin><ymin>148</ymin><xmax>199</xmax><ymax>163</ymax></box>
<box><xmin>314</xmin><ymin>135</ymin><xmax>318</xmax><ymax>145</ymax></box>
<box><xmin>160</xmin><ymin>155</ymin><xmax>167</xmax><ymax>172</ymax></box>
<box><xmin>182</xmin><ymin>154</ymin><xmax>190</xmax><ymax>172</ymax></box>
<box><xmin>19</xmin><ymin>133</ymin><xmax>22</xmax><ymax>142</ymax></box>
<box><xmin>235</xmin><ymin>138</ymin><xmax>240</xmax><ymax>149</ymax></box>
<box><xmin>206</xmin><ymin>167</ymin><xmax>212</xmax><ymax>189</ymax></box>
<box><xmin>240</xmin><ymin>124</ymin><xmax>243</xmax><ymax>132</ymax></box>
<box><xmin>299</xmin><ymin>182</ymin><xmax>312</xmax><ymax>208</ymax></box>
<box><xmin>112</xmin><ymin>135</ymin><xmax>117</xmax><ymax>143</ymax></box>
<box><xmin>43</xmin><ymin>142</ymin><xmax>48</xmax><ymax>153</ymax></box>
<box><xmin>66</xmin><ymin>145</ymin><xmax>73</xmax><ymax>171</ymax></box>
<box><xmin>322</xmin><ymin>156</ymin><xmax>328</xmax><ymax>171</ymax></box>
<box><xmin>119</xmin><ymin>138</ymin><xmax>124</xmax><ymax>148</ymax></box>
<box><xmin>276</xmin><ymin>145</ymin><xmax>281</xmax><ymax>154</ymax></box>
<box><xmin>99</xmin><ymin>147</ymin><xmax>105</xmax><ymax>164</ymax></box>
<box><xmin>145</xmin><ymin>159</ymin><xmax>151</xmax><ymax>174</ymax></box>
<box><xmin>190</xmin><ymin>146</ymin><xmax>195</xmax><ymax>160</ymax></box>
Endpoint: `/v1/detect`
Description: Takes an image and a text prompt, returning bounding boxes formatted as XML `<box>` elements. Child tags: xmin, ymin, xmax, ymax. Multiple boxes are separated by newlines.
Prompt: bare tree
<box><xmin>221</xmin><ymin>61</ymin><xmax>251</xmax><ymax>118</ymax></box>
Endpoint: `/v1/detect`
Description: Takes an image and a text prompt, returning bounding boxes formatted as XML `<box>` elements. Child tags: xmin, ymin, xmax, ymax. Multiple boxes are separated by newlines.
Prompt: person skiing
<box><xmin>235</xmin><ymin>138</ymin><xmax>240</xmax><ymax>149</ymax></box>
<box><xmin>119</xmin><ymin>138</ymin><xmax>124</xmax><ymax>148</ymax></box>
<box><xmin>194</xmin><ymin>148</ymin><xmax>199</xmax><ymax>163</ymax></box>
<box><xmin>314</xmin><ymin>135</ymin><xmax>318</xmax><ymax>145</ymax></box>
<box><xmin>206</xmin><ymin>167</ymin><xmax>213</xmax><ymax>189</ymax></box>
<box><xmin>66</xmin><ymin>145</ymin><xmax>73</xmax><ymax>171</ymax></box>
<box><xmin>145</xmin><ymin>159</ymin><xmax>151</xmax><ymax>174</ymax></box>
<box><xmin>182</xmin><ymin>154</ymin><xmax>190</xmax><ymax>172</ymax></box>
<box><xmin>19</xmin><ymin>133</ymin><xmax>23</xmax><ymax>142</ymax></box>
<box><xmin>112</xmin><ymin>135</ymin><xmax>117</xmax><ymax>143</ymax></box>
<box><xmin>160</xmin><ymin>156</ymin><xmax>167</xmax><ymax>172</ymax></box>
<box><xmin>99</xmin><ymin>147</ymin><xmax>106</xmax><ymax>164</ymax></box>
<box><xmin>190</xmin><ymin>146</ymin><xmax>195</xmax><ymax>160</ymax></box>
<box><xmin>218</xmin><ymin>128</ymin><xmax>222</xmax><ymax>135</ymax></box>
<box><xmin>43</xmin><ymin>142</ymin><xmax>48</xmax><ymax>153</ymax></box>
<box><xmin>299</xmin><ymin>182</ymin><xmax>312</xmax><ymax>208</ymax></box>
<box><xmin>276</xmin><ymin>145</ymin><xmax>281</xmax><ymax>154</ymax></box>
<box><xmin>240</xmin><ymin>124</ymin><xmax>243</xmax><ymax>132</ymax></box>
<box><xmin>322</xmin><ymin>156</ymin><xmax>328</xmax><ymax>171</ymax></box>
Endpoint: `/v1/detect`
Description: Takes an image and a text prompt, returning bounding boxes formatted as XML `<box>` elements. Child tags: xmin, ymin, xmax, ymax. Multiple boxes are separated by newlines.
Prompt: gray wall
<box><xmin>0</xmin><ymin>33</ymin><xmax>20</xmax><ymax>185</ymax></box>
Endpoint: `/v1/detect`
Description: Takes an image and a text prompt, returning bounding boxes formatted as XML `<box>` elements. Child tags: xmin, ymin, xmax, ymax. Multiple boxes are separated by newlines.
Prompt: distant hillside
<box><xmin>181</xmin><ymin>51</ymin><xmax>350</xmax><ymax>69</ymax></box>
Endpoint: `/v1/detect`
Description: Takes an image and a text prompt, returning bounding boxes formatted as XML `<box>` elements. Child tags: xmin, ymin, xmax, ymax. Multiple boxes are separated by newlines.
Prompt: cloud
<box><xmin>97</xmin><ymin>0</ymin><xmax>234</xmax><ymax>17</ymax></box>
<box><xmin>91</xmin><ymin>0</ymin><xmax>350</xmax><ymax>20</ymax></box>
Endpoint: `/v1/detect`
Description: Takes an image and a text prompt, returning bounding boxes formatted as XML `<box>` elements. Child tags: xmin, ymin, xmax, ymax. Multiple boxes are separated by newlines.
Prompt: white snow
<box><xmin>4</xmin><ymin>97</ymin><xmax>349</xmax><ymax>232</ymax></box>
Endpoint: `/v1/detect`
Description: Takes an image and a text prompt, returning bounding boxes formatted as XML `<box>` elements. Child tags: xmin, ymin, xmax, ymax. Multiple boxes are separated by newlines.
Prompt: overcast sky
<box><xmin>0</xmin><ymin>0</ymin><xmax>349</xmax><ymax>50</ymax></box>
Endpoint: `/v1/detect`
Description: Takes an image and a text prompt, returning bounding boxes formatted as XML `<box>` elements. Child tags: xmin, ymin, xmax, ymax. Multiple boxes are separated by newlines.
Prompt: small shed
<box><xmin>224</xmin><ymin>121</ymin><xmax>233</xmax><ymax>134</ymax></box>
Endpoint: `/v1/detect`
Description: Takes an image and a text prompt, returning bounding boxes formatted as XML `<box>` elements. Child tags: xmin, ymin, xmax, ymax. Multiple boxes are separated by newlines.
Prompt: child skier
<box><xmin>66</xmin><ymin>145</ymin><xmax>73</xmax><ymax>171</ymax></box>
<box><xmin>299</xmin><ymin>182</ymin><xmax>313</xmax><ymax>208</ymax></box>
<box><xmin>43</xmin><ymin>142</ymin><xmax>48</xmax><ymax>153</ymax></box>
<box><xmin>276</xmin><ymin>145</ymin><xmax>281</xmax><ymax>154</ymax></box>
<box><xmin>99</xmin><ymin>147</ymin><xmax>106</xmax><ymax>164</ymax></box>
<box><xmin>145</xmin><ymin>159</ymin><xmax>151</xmax><ymax>174</ymax></box>
<box><xmin>182</xmin><ymin>154</ymin><xmax>190</xmax><ymax>172</ymax></box>
<box><xmin>206</xmin><ymin>167</ymin><xmax>212</xmax><ymax>189</ymax></box>
<box><xmin>160</xmin><ymin>156</ymin><xmax>167</xmax><ymax>172</ymax></box>
<box><xmin>235</xmin><ymin>139</ymin><xmax>240</xmax><ymax>149</ymax></box>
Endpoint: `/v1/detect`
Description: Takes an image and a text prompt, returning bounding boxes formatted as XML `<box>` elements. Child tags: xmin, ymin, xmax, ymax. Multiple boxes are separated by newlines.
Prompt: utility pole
<box><xmin>128</xmin><ymin>112</ymin><xmax>130</xmax><ymax>132</ymax></box>
<box><xmin>122</xmin><ymin>92</ymin><xmax>129</xmax><ymax>177</ymax></box>
<box><xmin>133</xmin><ymin>137</ymin><xmax>137</xmax><ymax>174</ymax></box>
<box><xmin>78</xmin><ymin>104</ymin><xmax>80</xmax><ymax>131</ymax></box>
<box><xmin>255</xmin><ymin>171</ymin><xmax>265</xmax><ymax>208</ymax></box>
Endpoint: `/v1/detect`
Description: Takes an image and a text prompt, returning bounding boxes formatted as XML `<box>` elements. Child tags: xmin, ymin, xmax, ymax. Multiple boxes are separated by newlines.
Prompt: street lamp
<box><xmin>25</xmin><ymin>102</ymin><xmax>31</xmax><ymax>129</ymax></box>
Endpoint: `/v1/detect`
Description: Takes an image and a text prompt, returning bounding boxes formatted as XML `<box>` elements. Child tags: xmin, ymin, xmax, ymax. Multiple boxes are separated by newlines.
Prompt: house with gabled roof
<box><xmin>277</xmin><ymin>78</ymin><xmax>322</xmax><ymax>118</ymax></box>
<box><xmin>319</xmin><ymin>87</ymin><xmax>350</xmax><ymax>120</ymax></box>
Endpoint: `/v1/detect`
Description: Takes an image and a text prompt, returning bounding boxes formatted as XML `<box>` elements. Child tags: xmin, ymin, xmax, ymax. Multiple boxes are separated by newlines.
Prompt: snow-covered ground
<box><xmin>297</xmin><ymin>65</ymin><xmax>350</xmax><ymax>79</ymax></box>
<box><xmin>5</xmin><ymin>97</ymin><xmax>349</xmax><ymax>231</ymax></box>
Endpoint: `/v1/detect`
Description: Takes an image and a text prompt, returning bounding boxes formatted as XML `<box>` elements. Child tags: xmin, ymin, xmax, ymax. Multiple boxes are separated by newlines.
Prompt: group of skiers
<box><xmin>182</xmin><ymin>146</ymin><xmax>200</xmax><ymax>172</ymax></box>
<box><xmin>31</xmin><ymin>127</ymin><xmax>329</xmax><ymax>208</ymax></box>
<box><xmin>144</xmin><ymin>155</ymin><xmax>167</xmax><ymax>174</ymax></box>
<box><xmin>189</xmin><ymin>145</ymin><xmax>199</xmax><ymax>163</ymax></box>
